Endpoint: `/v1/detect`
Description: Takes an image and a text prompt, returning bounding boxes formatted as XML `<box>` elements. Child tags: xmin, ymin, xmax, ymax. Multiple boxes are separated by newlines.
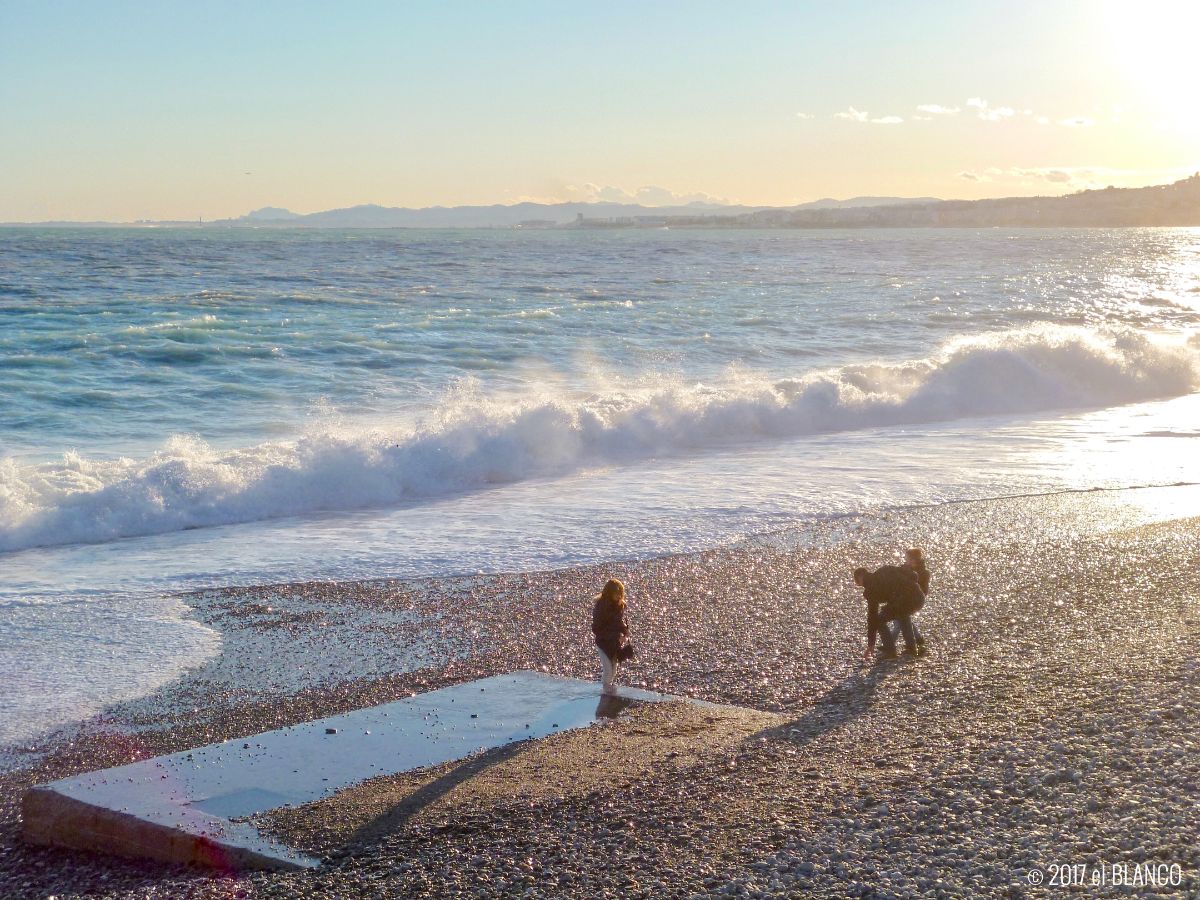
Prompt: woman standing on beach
<box><xmin>592</xmin><ymin>578</ymin><xmax>634</xmax><ymax>694</ymax></box>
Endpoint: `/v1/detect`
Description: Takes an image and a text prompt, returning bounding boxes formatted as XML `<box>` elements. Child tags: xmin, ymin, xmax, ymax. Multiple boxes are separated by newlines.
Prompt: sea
<box><xmin>2</xmin><ymin>225</ymin><xmax>1199</xmax><ymax>748</ymax></box>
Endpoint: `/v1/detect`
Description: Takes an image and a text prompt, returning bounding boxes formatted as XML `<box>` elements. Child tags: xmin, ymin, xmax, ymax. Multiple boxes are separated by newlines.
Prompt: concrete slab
<box><xmin>23</xmin><ymin>672</ymin><xmax>683</xmax><ymax>871</ymax></box>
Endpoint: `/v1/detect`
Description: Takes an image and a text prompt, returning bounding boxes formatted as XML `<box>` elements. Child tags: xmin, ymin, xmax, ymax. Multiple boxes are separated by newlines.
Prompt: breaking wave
<box><xmin>2</xmin><ymin>326</ymin><xmax>1197</xmax><ymax>553</ymax></box>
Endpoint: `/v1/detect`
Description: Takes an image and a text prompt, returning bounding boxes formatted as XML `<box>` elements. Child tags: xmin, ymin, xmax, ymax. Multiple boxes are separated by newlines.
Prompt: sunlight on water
<box><xmin>3</xmin><ymin>227</ymin><xmax>1200</xmax><ymax>747</ymax></box>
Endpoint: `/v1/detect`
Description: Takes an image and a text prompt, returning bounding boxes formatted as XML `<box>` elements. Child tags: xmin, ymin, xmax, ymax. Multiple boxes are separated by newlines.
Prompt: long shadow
<box><xmin>341</xmin><ymin>738</ymin><xmax>532</xmax><ymax>850</ymax></box>
<box><xmin>338</xmin><ymin>666</ymin><xmax>891</xmax><ymax>852</ymax></box>
<box><xmin>754</xmin><ymin>661</ymin><xmax>893</xmax><ymax>750</ymax></box>
<box><xmin>341</xmin><ymin>695</ymin><xmax>641</xmax><ymax>851</ymax></box>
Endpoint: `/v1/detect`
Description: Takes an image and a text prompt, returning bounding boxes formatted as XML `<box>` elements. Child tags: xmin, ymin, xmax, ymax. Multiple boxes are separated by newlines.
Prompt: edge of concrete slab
<box><xmin>22</xmin><ymin>785</ymin><xmax>317</xmax><ymax>871</ymax></box>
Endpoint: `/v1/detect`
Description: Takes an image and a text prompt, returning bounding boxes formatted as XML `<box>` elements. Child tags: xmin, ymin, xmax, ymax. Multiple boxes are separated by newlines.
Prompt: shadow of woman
<box><xmin>340</xmin><ymin>739</ymin><xmax>531</xmax><ymax>850</ymax></box>
<box><xmin>754</xmin><ymin>662</ymin><xmax>894</xmax><ymax>750</ymax></box>
<box><xmin>340</xmin><ymin>695</ymin><xmax>645</xmax><ymax>852</ymax></box>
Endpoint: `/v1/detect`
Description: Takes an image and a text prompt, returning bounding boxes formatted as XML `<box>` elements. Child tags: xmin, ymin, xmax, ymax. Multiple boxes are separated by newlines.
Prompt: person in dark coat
<box><xmin>900</xmin><ymin>547</ymin><xmax>931</xmax><ymax>650</ymax></box>
<box><xmin>592</xmin><ymin>578</ymin><xmax>634</xmax><ymax>693</ymax></box>
<box><xmin>904</xmin><ymin>547</ymin><xmax>931</xmax><ymax>595</ymax></box>
<box><xmin>854</xmin><ymin>565</ymin><xmax>925</xmax><ymax>660</ymax></box>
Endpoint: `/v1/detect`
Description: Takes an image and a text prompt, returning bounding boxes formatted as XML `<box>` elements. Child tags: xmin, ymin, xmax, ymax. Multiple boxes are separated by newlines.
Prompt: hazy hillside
<box><xmin>722</xmin><ymin>176</ymin><xmax>1200</xmax><ymax>229</ymax></box>
<box><xmin>214</xmin><ymin>195</ymin><xmax>942</xmax><ymax>229</ymax></box>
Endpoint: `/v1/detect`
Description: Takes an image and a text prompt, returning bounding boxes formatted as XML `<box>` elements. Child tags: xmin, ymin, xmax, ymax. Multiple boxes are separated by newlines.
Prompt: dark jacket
<box><xmin>907</xmin><ymin>561</ymin><xmax>931</xmax><ymax>595</ymax></box>
<box><xmin>862</xmin><ymin>565</ymin><xmax>925</xmax><ymax>650</ymax></box>
<box><xmin>592</xmin><ymin>595</ymin><xmax>630</xmax><ymax>660</ymax></box>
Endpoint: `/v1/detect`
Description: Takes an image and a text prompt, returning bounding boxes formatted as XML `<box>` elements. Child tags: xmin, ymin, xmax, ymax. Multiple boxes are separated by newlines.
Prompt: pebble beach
<box><xmin>2</xmin><ymin>488</ymin><xmax>1198</xmax><ymax>898</ymax></box>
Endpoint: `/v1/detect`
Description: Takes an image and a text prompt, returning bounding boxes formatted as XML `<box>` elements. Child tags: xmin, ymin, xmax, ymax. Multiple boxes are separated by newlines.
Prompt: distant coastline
<box><xmin>5</xmin><ymin>175</ymin><xmax>1198</xmax><ymax>230</ymax></box>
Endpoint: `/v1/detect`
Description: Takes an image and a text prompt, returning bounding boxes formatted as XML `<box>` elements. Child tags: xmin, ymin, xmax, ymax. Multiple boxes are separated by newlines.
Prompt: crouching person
<box><xmin>854</xmin><ymin>565</ymin><xmax>925</xmax><ymax>660</ymax></box>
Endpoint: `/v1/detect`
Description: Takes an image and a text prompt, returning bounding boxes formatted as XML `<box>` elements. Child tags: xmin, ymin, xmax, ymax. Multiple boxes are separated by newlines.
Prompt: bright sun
<box><xmin>1103</xmin><ymin>0</ymin><xmax>1200</xmax><ymax>133</ymax></box>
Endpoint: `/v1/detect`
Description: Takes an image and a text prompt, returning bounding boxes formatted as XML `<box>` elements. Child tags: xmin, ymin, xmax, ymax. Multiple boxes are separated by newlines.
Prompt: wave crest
<box><xmin>2</xmin><ymin>326</ymin><xmax>1196</xmax><ymax>553</ymax></box>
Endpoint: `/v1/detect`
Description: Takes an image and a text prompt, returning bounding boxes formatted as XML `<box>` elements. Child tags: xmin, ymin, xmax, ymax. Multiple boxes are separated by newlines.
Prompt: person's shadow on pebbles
<box><xmin>755</xmin><ymin>664</ymin><xmax>892</xmax><ymax>750</ymax></box>
<box><xmin>341</xmin><ymin>739</ymin><xmax>531</xmax><ymax>851</ymax></box>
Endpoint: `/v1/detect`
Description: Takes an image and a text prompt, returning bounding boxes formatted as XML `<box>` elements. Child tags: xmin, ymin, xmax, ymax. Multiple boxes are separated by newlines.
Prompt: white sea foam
<box><xmin>1</xmin><ymin>326</ymin><xmax>1197</xmax><ymax>555</ymax></box>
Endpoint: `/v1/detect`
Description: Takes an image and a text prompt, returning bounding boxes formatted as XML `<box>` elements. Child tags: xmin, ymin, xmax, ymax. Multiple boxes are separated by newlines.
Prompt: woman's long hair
<box><xmin>598</xmin><ymin>578</ymin><xmax>625</xmax><ymax>607</ymax></box>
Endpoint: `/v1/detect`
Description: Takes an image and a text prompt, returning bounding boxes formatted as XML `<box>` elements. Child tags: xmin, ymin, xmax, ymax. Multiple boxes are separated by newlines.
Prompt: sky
<box><xmin>1</xmin><ymin>0</ymin><xmax>1198</xmax><ymax>221</ymax></box>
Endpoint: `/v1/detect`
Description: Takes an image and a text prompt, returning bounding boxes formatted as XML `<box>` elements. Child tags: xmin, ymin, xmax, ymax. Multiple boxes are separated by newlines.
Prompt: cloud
<box><xmin>559</xmin><ymin>183</ymin><xmax>733</xmax><ymax>206</ymax></box>
<box><xmin>966</xmin><ymin>97</ymin><xmax>1015</xmax><ymax>122</ymax></box>
<box><xmin>835</xmin><ymin>107</ymin><xmax>902</xmax><ymax>124</ymax></box>
<box><xmin>956</xmin><ymin>166</ymin><xmax>1118</xmax><ymax>190</ymax></box>
<box><xmin>834</xmin><ymin>96</ymin><xmax>1098</xmax><ymax>130</ymax></box>
<box><xmin>955</xmin><ymin>166</ymin><xmax>1191</xmax><ymax>193</ymax></box>
<box><xmin>1012</xmin><ymin>168</ymin><xmax>1075</xmax><ymax>183</ymax></box>
<box><xmin>916</xmin><ymin>104</ymin><xmax>960</xmax><ymax>115</ymax></box>
<box><xmin>634</xmin><ymin>185</ymin><xmax>731</xmax><ymax>205</ymax></box>
<box><xmin>795</xmin><ymin>112</ymin><xmax>813</xmax><ymax>119</ymax></box>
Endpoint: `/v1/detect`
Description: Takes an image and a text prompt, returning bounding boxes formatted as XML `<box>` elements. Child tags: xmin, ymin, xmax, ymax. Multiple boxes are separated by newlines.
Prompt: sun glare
<box><xmin>1104</xmin><ymin>0</ymin><xmax>1200</xmax><ymax>133</ymax></box>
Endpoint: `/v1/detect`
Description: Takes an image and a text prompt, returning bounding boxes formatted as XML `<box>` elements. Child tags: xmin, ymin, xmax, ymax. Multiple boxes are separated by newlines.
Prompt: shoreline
<box><xmin>1</xmin><ymin>489</ymin><xmax>1198</xmax><ymax>896</ymax></box>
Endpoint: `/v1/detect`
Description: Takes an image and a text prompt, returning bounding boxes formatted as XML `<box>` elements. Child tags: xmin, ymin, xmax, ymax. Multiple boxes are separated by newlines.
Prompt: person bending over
<box><xmin>854</xmin><ymin>565</ymin><xmax>925</xmax><ymax>660</ymax></box>
<box><xmin>898</xmin><ymin>547</ymin><xmax>930</xmax><ymax>650</ymax></box>
<box><xmin>904</xmin><ymin>547</ymin><xmax>931</xmax><ymax>595</ymax></box>
<box><xmin>592</xmin><ymin>578</ymin><xmax>635</xmax><ymax>694</ymax></box>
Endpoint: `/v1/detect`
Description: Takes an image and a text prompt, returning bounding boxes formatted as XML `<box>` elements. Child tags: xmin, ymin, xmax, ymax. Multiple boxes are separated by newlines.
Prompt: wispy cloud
<box><xmin>966</xmin><ymin>97</ymin><xmax>1015</xmax><ymax>122</ymax></box>
<box><xmin>834</xmin><ymin>107</ymin><xmax>903</xmax><ymax>124</ymax></box>
<box><xmin>509</xmin><ymin>184</ymin><xmax>734</xmax><ymax>206</ymax></box>
<box><xmin>955</xmin><ymin>166</ymin><xmax>1126</xmax><ymax>190</ymax></box>
<box><xmin>795</xmin><ymin>112</ymin><xmax>814</xmax><ymax>120</ymax></box>
<box><xmin>570</xmin><ymin>184</ymin><xmax>732</xmax><ymax>206</ymax></box>
<box><xmin>835</xmin><ymin>97</ymin><xmax>1106</xmax><ymax>131</ymax></box>
<box><xmin>1011</xmin><ymin>167</ymin><xmax>1078</xmax><ymax>183</ymax></box>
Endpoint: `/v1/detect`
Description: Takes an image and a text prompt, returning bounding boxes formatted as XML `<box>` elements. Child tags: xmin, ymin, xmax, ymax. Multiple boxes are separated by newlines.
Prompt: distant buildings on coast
<box><xmin>10</xmin><ymin>175</ymin><xmax>1198</xmax><ymax>230</ymax></box>
<box><xmin>573</xmin><ymin>174</ymin><xmax>1200</xmax><ymax>230</ymax></box>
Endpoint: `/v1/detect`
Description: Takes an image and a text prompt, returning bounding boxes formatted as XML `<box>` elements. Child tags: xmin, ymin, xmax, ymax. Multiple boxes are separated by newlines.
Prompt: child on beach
<box><xmin>592</xmin><ymin>578</ymin><xmax>635</xmax><ymax>694</ymax></box>
<box><xmin>903</xmin><ymin>547</ymin><xmax>931</xmax><ymax>595</ymax></box>
<box><xmin>899</xmin><ymin>547</ymin><xmax>930</xmax><ymax>651</ymax></box>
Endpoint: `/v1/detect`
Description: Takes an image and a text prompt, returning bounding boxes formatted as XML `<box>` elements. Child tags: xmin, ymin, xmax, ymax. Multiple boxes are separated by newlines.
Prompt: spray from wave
<box><xmin>2</xmin><ymin>326</ymin><xmax>1197</xmax><ymax>553</ymax></box>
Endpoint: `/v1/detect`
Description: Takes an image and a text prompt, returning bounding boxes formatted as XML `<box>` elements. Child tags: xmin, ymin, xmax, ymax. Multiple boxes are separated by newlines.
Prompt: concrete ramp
<box><xmin>23</xmin><ymin>672</ymin><xmax>679</xmax><ymax>871</ymax></box>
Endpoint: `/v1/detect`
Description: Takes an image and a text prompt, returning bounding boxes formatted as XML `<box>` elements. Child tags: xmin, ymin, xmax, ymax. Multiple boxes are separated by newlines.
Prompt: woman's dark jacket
<box><xmin>907</xmin><ymin>562</ymin><xmax>931</xmax><ymax>595</ymax></box>
<box><xmin>592</xmin><ymin>595</ymin><xmax>629</xmax><ymax>660</ymax></box>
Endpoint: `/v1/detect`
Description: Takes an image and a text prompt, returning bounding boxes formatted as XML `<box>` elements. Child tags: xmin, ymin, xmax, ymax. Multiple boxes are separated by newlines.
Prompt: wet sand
<box><xmin>1</xmin><ymin>488</ymin><xmax>1198</xmax><ymax>897</ymax></box>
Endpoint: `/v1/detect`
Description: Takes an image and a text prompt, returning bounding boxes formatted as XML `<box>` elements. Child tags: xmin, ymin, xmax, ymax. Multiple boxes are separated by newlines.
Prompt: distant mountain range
<box><xmin>210</xmin><ymin>195</ymin><xmax>940</xmax><ymax>229</ymax></box>
<box><xmin>6</xmin><ymin>177</ymin><xmax>1198</xmax><ymax>228</ymax></box>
